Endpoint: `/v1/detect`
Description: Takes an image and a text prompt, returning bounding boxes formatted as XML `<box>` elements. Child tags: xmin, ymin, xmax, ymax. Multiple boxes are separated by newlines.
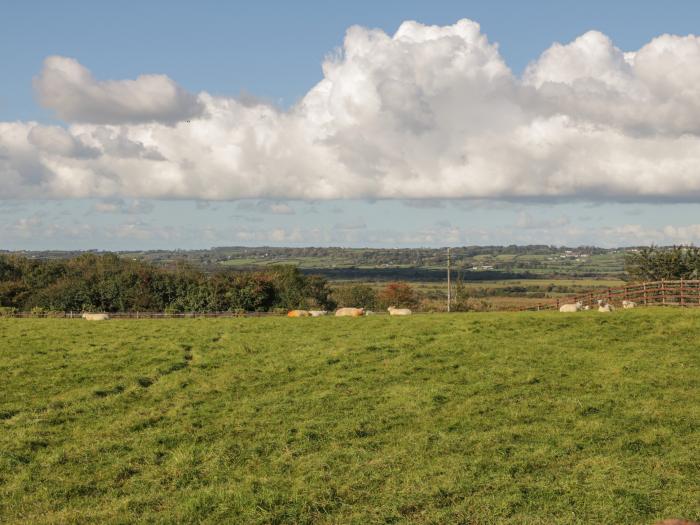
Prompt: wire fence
<box><xmin>0</xmin><ymin>310</ymin><xmax>285</xmax><ymax>319</ymax></box>
<box><xmin>521</xmin><ymin>279</ymin><xmax>700</xmax><ymax>311</ymax></box>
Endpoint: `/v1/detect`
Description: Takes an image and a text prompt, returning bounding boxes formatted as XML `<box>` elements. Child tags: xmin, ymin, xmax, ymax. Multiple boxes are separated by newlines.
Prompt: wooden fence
<box><xmin>522</xmin><ymin>280</ymin><xmax>700</xmax><ymax>311</ymax></box>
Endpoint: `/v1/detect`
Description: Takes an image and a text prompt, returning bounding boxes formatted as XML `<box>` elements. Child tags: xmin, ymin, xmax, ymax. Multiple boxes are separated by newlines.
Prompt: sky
<box><xmin>3</xmin><ymin>0</ymin><xmax>700</xmax><ymax>250</ymax></box>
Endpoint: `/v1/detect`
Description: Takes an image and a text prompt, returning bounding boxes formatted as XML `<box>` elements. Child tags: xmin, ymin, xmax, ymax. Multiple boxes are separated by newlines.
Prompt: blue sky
<box><xmin>3</xmin><ymin>1</ymin><xmax>700</xmax><ymax>249</ymax></box>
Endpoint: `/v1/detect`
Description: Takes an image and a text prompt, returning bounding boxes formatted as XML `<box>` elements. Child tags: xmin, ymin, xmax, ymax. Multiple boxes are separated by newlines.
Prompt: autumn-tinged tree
<box><xmin>377</xmin><ymin>281</ymin><xmax>418</xmax><ymax>309</ymax></box>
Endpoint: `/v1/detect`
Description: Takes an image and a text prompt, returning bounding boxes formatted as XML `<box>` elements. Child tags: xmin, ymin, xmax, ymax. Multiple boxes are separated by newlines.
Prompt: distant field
<box><xmin>1</xmin><ymin>312</ymin><xmax>698</xmax><ymax>524</ymax></box>
<box><xmin>339</xmin><ymin>279</ymin><xmax>625</xmax><ymax>290</ymax></box>
<box><xmin>212</xmin><ymin>248</ymin><xmax>628</xmax><ymax>279</ymax></box>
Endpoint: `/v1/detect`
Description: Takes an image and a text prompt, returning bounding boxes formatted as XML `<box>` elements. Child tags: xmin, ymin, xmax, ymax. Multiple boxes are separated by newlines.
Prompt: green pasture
<box><xmin>0</xmin><ymin>310</ymin><xmax>698</xmax><ymax>524</ymax></box>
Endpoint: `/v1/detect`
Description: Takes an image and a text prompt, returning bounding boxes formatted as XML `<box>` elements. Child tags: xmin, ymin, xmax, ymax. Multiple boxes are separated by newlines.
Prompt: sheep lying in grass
<box><xmin>287</xmin><ymin>310</ymin><xmax>311</xmax><ymax>317</ymax></box>
<box><xmin>388</xmin><ymin>306</ymin><xmax>412</xmax><ymax>316</ymax></box>
<box><xmin>559</xmin><ymin>301</ymin><xmax>582</xmax><ymax>313</ymax></box>
<box><xmin>622</xmin><ymin>300</ymin><xmax>636</xmax><ymax>309</ymax></box>
<box><xmin>309</xmin><ymin>310</ymin><xmax>328</xmax><ymax>317</ymax></box>
<box><xmin>597</xmin><ymin>299</ymin><xmax>614</xmax><ymax>312</ymax></box>
<box><xmin>335</xmin><ymin>307</ymin><xmax>364</xmax><ymax>317</ymax></box>
<box><xmin>82</xmin><ymin>313</ymin><xmax>109</xmax><ymax>321</ymax></box>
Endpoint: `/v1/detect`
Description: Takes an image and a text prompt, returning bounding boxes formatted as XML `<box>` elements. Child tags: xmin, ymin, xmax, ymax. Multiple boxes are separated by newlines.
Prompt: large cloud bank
<box><xmin>3</xmin><ymin>19</ymin><xmax>700</xmax><ymax>201</ymax></box>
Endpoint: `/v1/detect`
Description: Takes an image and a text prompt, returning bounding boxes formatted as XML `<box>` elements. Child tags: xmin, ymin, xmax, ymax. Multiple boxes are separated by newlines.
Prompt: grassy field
<box><xmin>1</xmin><ymin>311</ymin><xmax>698</xmax><ymax>524</ymax></box>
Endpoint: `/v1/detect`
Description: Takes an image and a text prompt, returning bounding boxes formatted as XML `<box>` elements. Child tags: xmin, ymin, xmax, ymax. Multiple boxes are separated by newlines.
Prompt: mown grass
<box><xmin>0</xmin><ymin>310</ymin><xmax>698</xmax><ymax>524</ymax></box>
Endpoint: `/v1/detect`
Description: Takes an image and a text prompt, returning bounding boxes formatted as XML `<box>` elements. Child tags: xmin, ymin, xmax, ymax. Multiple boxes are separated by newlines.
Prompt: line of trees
<box><xmin>625</xmin><ymin>246</ymin><xmax>700</xmax><ymax>281</ymax></box>
<box><xmin>0</xmin><ymin>254</ymin><xmax>335</xmax><ymax>313</ymax></box>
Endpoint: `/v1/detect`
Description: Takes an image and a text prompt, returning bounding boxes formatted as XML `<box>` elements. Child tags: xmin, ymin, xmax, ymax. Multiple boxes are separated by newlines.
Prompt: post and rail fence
<box><xmin>521</xmin><ymin>279</ymin><xmax>700</xmax><ymax>311</ymax></box>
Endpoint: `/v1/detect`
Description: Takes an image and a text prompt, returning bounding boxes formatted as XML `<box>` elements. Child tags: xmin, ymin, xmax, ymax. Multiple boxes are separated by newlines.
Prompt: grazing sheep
<box><xmin>559</xmin><ymin>301</ymin><xmax>582</xmax><ymax>313</ymax></box>
<box><xmin>335</xmin><ymin>307</ymin><xmax>364</xmax><ymax>317</ymax></box>
<box><xmin>82</xmin><ymin>313</ymin><xmax>109</xmax><ymax>321</ymax></box>
<box><xmin>622</xmin><ymin>300</ymin><xmax>636</xmax><ymax>309</ymax></box>
<box><xmin>387</xmin><ymin>306</ymin><xmax>412</xmax><ymax>316</ymax></box>
<box><xmin>287</xmin><ymin>310</ymin><xmax>311</xmax><ymax>317</ymax></box>
<box><xmin>583</xmin><ymin>305</ymin><xmax>591</xmax><ymax>311</ymax></box>
<box><xmin>308</xmin><ymin>310</ymin><xmax>328</xmax><ymax>317</ymax></box>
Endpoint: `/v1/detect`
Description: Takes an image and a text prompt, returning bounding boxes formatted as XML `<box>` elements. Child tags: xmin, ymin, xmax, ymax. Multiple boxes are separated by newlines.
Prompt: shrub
<box><xmin>30</xmin><ymin>306</ymin><xmax>48</xmax><ymax>317</ymax></box>
<box><xmin>625</xmin><ymin>245</ymin><xmax>700</xmax><ymax>281</ymax></box>
<box><xmin>333</xmin><ymin>284</ymin><xmax>377</xmax><ymax>309</ymax></box>
<box><xmin>0</xmin><ymin>306</ymin><xmax>17</xmax><ymax>317</ymax></box>
<box><xmin>450</xmin><ymin>276</ymin><xmax>492</xmax><ymax>312</ymax></box>
<box><xmin>377</xmin><ymin>282</ymin><xmax>419</xmax><ymax>309</ymax></box>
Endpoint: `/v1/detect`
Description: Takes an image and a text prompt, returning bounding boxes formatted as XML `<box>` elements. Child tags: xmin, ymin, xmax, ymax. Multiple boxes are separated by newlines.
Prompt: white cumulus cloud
<box><xmin>34</xmin><ymin>56</ymin><xmax>204</xmax><ymax>124</ymax></box>
<box><xmin>3</xmin><ymin>20</ymin><xmax>700</xmax><ymax>202</ymax></box>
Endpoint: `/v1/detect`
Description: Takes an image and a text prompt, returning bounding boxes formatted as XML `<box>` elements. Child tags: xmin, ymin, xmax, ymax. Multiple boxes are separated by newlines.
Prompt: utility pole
<box><xmin>447</xmin><ymin>247</ymin><xmax>451</xmax><ymax>312</ymax></box>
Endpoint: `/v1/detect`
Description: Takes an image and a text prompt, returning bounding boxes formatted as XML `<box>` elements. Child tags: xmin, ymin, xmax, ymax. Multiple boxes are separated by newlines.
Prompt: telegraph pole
<box><xmin>447</xmin><ymin>247</ymin><xmax>451</xmax><ymax>312</ymax></box>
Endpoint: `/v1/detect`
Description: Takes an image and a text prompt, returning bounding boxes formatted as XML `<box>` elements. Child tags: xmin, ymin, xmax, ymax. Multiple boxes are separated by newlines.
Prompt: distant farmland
<box><xmin>5</xmin><ymin>245</ymin><xmax>630</xmax><ymax>280</ymax></box>
<box><xmin>1</xmin><ymin>310</ymin><xmax>697</xmax><ymax>524</ymax></box>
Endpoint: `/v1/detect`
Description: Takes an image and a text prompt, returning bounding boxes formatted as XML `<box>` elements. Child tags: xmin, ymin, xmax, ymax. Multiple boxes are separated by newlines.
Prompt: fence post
<box><xmin>607</xmin><ymin>288</ymin><xmax>612</xmax><ymax>305</ymax></box>
<box><xmin>624</xmin><ymin>286</ymin><xmax>628</xmax><ymax>301</ymax></box>
<box><xmin>643</xmin><ymin>282</ymin><xmax>648</xmax><ymax>305</ymax></box>
<box><xmin>556</xmin><ymin>298</ymin><xmax>560</xmax><ymax>310</ymax></box>
<box><xmin>662</xmin><ymin>279</ymin><xmax>666</xmax><ymax>305</ymax></box>
<box><xmin>681</xmin><ymin>279</ymin><xmax>685</xmax><ymax>307</ymax></box>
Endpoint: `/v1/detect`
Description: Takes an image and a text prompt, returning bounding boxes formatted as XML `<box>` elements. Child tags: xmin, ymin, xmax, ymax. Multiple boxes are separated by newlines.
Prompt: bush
<box><xmin>30</xmin><ymin>306</ymin><xmax>48</xmax><ymax>317</ymax></box>
<box><xmin>625</xmin><ymin>245</ymin><xmax>700</xmax><ymax>281</ymax></box>
<box><xmin>0</xmin><ymin>306</ymin><xmax>17</xmax><ymax>317</ymax></box>
<box><xmin>450</xmin><ymin>276</ymin><xmax>492</xmax><ymax>312</ymax></box>
<box><xmin>377</xmin><ymin>282</ymin><xmax>418</xmax><ymax>309</ymax></box>
<box><xmin>333</xmin><ymin>284</ymin><xmax>377</xmax><ymax>309</ymax></box>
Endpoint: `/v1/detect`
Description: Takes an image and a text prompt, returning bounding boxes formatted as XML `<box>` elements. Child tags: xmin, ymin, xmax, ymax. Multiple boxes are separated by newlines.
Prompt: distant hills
<box><xmin>0</xmin><ymin>245</ymin><xmax>634</xmax><ymax>280</ymax></box>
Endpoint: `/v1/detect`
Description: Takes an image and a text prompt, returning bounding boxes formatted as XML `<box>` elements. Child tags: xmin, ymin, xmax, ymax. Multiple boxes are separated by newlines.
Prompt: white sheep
<box><xmin>622</xmin><ymin>300</ymin><xmax>636</xmax><ymax>309</ymax></box>
<box><xmin>309</xmin><ymin>310</ymin><xmax>328</xmax><ymax>317</ymax></box>
<box><xmin>559</xmin><ymin>301</ymin><xmax>582</xmax><ymax>313</ymax></box>
<box><xmin>82</xmin><ymin>312</ymin><xmax>109</xmax><ymax>321</ymax></box>
<box><xmin>387</xmin><ymin>306</ymin><xmax>412</xmax><ymax>316</ymax></box>
<box><xmin>335</xmin><ymin>307</ymin><xmax>364</xmax><ymax>317</ymax></box>
<box><xmin>597</xmin><ymin>299</ymin><xmax>614</xmax><ymax>312</ymax></box>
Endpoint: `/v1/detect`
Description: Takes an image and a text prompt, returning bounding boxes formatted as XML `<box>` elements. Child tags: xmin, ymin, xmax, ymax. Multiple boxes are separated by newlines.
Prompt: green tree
<box><xmin>333</xmin><ymin>284</ymin><xmax>377</xmax><ymax>309</ymax></box>
<box><xmin>625</xmin><ymin>246</ymin><xmax>700</xmax><ymax>281</ymax></box>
